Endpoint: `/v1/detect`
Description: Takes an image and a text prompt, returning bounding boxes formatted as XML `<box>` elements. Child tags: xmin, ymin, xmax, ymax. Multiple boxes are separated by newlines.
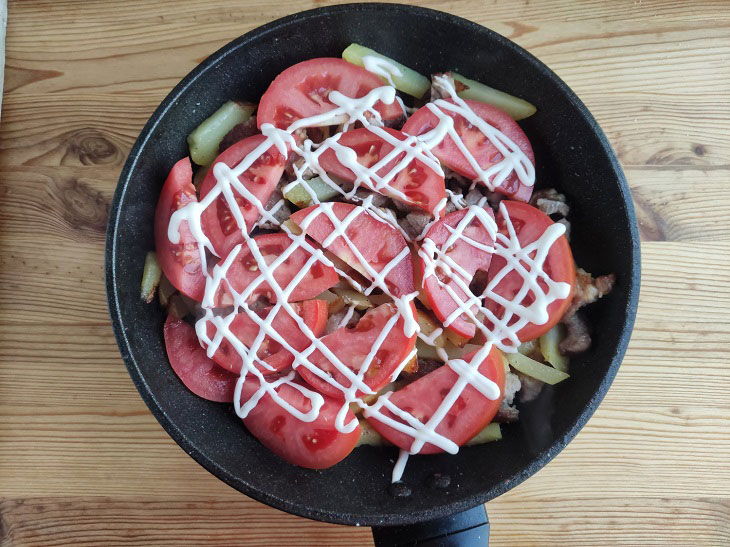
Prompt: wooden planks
<box><xmin>1</xmin><ymin>0</ymin><xmax>729</xmax><ymax>545</ymax></box>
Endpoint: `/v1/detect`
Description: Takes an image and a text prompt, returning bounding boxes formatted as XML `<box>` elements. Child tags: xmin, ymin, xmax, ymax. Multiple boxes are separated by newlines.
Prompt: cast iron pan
<box><xmin>105</xmin><ymin>4</ymin><xmax>640</xmax><ymax>545</ymax></box>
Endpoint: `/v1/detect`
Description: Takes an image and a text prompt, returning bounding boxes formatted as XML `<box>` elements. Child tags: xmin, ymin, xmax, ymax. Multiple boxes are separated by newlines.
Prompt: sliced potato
<box><xmin>445</xmin><ymin>328</ymin><xmax>470</xmax><ymax>348</ymax></box>
<box><xmin>158</xmin><ymin>275</ymin><xmax>176</xmax><ymax>308</ymax></box>
<box><xmin>539</xmin><ymin>324</ymin><xmax>569</xmax><ymax>373</ymax></box>
<box><xmin>187</xmin><ymin>101</ymin><xmax>255</xmax><ymax>165</ymax></box>
<box><xmin>314</xmin><ymin>289</ymin><xmax>345</xmax><ymax>315</ymax></box>
<box><xmin>281</xmin><ymin>219</ymin><xmax>303</xmax><ymax>235</ymax></box>
<box><xmin>417</xmin><ymin>310</ymin><xmax>446</xmax><ymax>348</ymax></box>
<box><xmin>506</xmin><ymin>351</ymin><xmax>570</xmax><ymax>385</ymax></box>
<box><xmin>140</xmin><ymin>252</ymin><xmax>162</xmax><ymax>303</ymax></box>
<box><xmin>416</xmin><ymin>338</ymin><xmax>441</xmax><ymax>361</ymax></box>
<box><xmin>356</xmin><ymin>420</ymin><xmax>385</xmax><ymax>447</ymax></box>
<box><xmin>451</xmin><ymin>72</ymin><xmax>537</xmax><ymax>120</ymax></box>
<box><xmin>343</xmin><ymin>43</ymin><xmax>430</xmax><ymax>99</ymax></box>
<box><xmin>466</xmin><ymin>422</ymin><xmax>502</xmax><ymax>445</ymax></box>
<box><xmin>332</xmin><ymin>287</ymin><xmax>372</xmax><ymax>310</ymax></box>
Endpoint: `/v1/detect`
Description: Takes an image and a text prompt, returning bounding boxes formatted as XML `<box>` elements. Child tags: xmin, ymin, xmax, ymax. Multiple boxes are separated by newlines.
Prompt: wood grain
<box><xmin>1</xmin><ymin>0</ymin><xmax>729</xmax><ymax>545</ymax></box>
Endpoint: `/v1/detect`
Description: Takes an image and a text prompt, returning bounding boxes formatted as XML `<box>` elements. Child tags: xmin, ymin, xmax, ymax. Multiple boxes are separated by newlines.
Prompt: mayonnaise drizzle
<box><xmin>166</xmin><ymin>65</ymin><xmax>567</xmax><ymax>482</ymax></box>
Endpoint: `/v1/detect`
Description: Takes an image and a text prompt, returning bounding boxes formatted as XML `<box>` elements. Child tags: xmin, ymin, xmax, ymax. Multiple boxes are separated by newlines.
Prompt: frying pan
<box><xmin>105</xmin><ymin>4</ymin><xmax>640</xmax><ymax>545</ymax></box>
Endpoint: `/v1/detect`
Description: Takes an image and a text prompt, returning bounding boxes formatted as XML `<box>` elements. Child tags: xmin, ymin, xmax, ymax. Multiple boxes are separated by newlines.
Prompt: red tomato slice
<box><xmin>214</xmin><ymin>232</ymin><xmax>339</xmax><ymax>307</ymax></box>
<box><xmin>163</xmin><ymin>316</ymin><xmax>238</xmax><ymax>402</ymax></box>
<box><xmin>317</xmin><ymin>127</ymin><xmax>446</xmax><ymax>216</ymax></box>
<box><xmin>402</xmin><ymin>99</ymin><xmax>534</xmax><ymax>202</ymax></box>
<box><xmin>154</xmin><ymin>157</ymin><xmax>206</xmax><ymax>302</ymax></box>
<box><xmin>257</xmin><ymin>58</ymin><xmax>403</xmax><ymax>129</ymax></box>
<box><xmin>297</xmin><ymin>302</ymin><xmax>417</xmax><ymax>399</ymax></box>
<box><xmin>420</xmin><ymin>207</ymin><xmax>495</xmax><ymax>339</ymax></box>
<box><xmin>366</xmin><ymin>345</ymin><xmax>505</xmax><ymax>454</ymax></box>
<box><xmin>290</xmin><ymin>203</ymin><xmax>414</xmax><ymax>297</ymax></box>
<box><xmin>199</xmin><ymin>134</ymin><xmax>287</xmax><ymax>258</ymax></box>
<box><xmin>205</xmin><ymin>300</ymin><xmax>327</xmax><ymax>375</ymax></box>
<box><xmin>485</xmin><ymin>201</ymin><xmax>575</xmax><ymax>343</ymax></box>
<box><xmin>240</xmin><ymin>376</ymin><xmax>361</xmax><ymax>469</ymax></box>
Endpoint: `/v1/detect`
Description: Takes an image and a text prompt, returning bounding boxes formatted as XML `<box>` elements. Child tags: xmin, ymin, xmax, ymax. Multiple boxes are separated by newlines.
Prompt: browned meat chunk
<box><xmin>516</xmin><ymin>372</ymin><xmax>545</xmax><ymax>403</ymax></box>
<box><xmin>218</xmin><ymin>115</ymin><xmax>258</xmax><ymax>153</ymax></box>
<box><xmin>567</xmin><ymin>267</ymin><xmax>616</xmax><ymax>317</ymax></box>
<box><xmin>495</xmin><ymin>370</ymin><xmax>521</xmax><ymax>422</ymax></box>
<box><xmin>559</xmin><ymin>311</ymin><xmax>592</xmax><ymax>354</ymax></box>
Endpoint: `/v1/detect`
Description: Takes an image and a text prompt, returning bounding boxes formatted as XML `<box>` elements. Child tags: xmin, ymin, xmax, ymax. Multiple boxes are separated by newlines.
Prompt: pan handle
<box><xmin>371</xmin><ymin>505</ymin><xmax>489</xmax><ymax>546</ymax></box>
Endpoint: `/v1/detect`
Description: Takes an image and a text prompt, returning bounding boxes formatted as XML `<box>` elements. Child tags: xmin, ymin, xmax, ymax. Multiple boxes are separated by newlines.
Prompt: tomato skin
<box><xmin>200</xmin><ymin>135</ymin><xmax>288</xmax><ymax>258</ymax></box>
<box><xmin>257</xmin><ymin>58</ymin><xmax>403</xmax><ymax>129</ymax></box>
<box><xmin>163</xmin><ymin>316</ymin><xmax>238</xmax><ymax>402</ymax></box>
<box><xmin>214</xmin><ymin>232</ymin><xmax>339</xmax><ymax>307</ymax></box>
<box><xmin>240</xmin><ymin>376</ymin><xmax>361</xmax><ymax>469</ymax></box>
<box><xmin>402</xmin><ymin>99</ymin><xmax>534</xmax><ymax>202</ymax></box>
<box><xmin>205</xmin><ymin>300</ymin><xmax>328</xmax><ymax>375</ymax></box>
<box><xmin>485</xmin><ymin>201</ymin><xmax>575</xmax><ymax>343</ymax></box>
<box><xmin>290</xmin><ymin>203</ymin><xmax>414</xmax><ymax>297</ymax></box>
<box><xmin>366</xmin><ymin>345</ymin><xmax>505</xmax><ymax>454</ymax></box>
<box><xmin>318</xmin><ymin>127</ymin><xmax>446</xmax><ymax>216</ymax></box>
<box><xmin>297</xmin><ymin>302</ymin><xmax>417</xmax><ymax>399</ymax></box>
<box><xmin>420</xmin><ymin>207</ymin><xmax>495</xmax><ymax>339</ymax></box>
<box><xmin>154</xmin><ymin>157</ymin><xmax>206</xmax><ymax>302</ymax></box>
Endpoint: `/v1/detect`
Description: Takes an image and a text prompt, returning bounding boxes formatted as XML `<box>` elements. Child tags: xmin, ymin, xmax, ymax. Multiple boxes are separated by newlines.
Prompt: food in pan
<box><xmin>144</xmin><ymin>46</ymin><xmax>615</xmax><ymax>480</ymax></box>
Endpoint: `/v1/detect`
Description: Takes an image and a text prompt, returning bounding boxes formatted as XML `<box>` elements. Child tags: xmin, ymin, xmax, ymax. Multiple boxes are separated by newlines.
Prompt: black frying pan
<box><xmin>105</xmin><ymin>4</ymin><xmax>640</xmax><ymax>545</ymax></box>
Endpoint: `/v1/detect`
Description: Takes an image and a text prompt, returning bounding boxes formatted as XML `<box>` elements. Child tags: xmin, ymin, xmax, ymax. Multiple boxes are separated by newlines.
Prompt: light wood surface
<box><xmin>1</xmin><ymin>1</ymin><xmax>729</xmax><ymax>545</ymax></box>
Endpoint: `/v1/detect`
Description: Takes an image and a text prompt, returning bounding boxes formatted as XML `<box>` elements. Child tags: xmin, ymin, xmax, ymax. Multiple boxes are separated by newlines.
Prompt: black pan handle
<box><xmin>371</xmin><ymin>505</ymin><xmax>489</xmax><ymax>546</ymax></box>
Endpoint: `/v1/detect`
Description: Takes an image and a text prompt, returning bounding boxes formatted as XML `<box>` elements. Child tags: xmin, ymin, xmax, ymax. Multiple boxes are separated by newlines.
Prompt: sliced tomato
<box><xmin>318</xmin><ymin>127</ymin><xmax>446</xmax><ymax>216</ymax></box>
<box><xmin>402</xmin><ymin>99</ymin><xmax>534</xmax><ymax>202</ymax></box>
<box><xmin>290</xmin><ymin>203</ymin><xmax>414</xmax><ymax>297</ymax></box>
<box><xmin>163</xmin><ymin>316</ymin><xmax>237</xmax><ymax>402</ymax></box>
<box><xmin>366</xmin><ymin>345</ymin><xmax>505</xmax><ymax>454</ymax></box>
<box><xmin>240</xmin><ymin>376</ymin><xmax>360</xmax><ymax>469</ymax></box>
<box><xmin>257</xmin><ymin>58</ymin><xmax>403</xmax><ymax>129</ymax></box>
<box><xmin>199</xmin><ymin>134</ymin><xmax>288</xmax><ymax>258</ymax></box>
<box><xmin>485</xmin><ymin>201</ymin><xmax>575</xmax><ymax>343</ymax></box>
<box><xmin>205</xmin><ymin>300</ymin><xmax>327</xmax><ymax>375</ymax></box>
<box><xmin>154</xmin><ymin>158</ymin><xmax>206</xmax><ymax>302</ymax></box>
<box><xmin>420</xmin><ymin>208</ymin><xmax>495</xmax><ymax>339</ymax></box>
<box><xmin>297</xmin><ymin>302</ymin><xmax>417</xmax><ymax>399</ymax></box>
<box><xmin>214</xmin><ymin>232</ymin><xmax>338</xmax><ymax>307</ymax></box>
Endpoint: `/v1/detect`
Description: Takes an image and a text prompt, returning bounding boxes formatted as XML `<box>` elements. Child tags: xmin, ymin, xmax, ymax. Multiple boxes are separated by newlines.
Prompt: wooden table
<box><xmin>1</xmin><ymin>1</ymin><xmax>728</xmax><ymax>545</ymax></box>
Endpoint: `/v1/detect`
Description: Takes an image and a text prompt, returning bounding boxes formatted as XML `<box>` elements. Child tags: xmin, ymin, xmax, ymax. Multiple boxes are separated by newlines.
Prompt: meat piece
<box><xmin>429</xmin><ymin>72</ymin><xmax>467</xmax><ymax>101</ymax></box>
<box><xmin>495</xmin><ymin>370</ymin><xmax>521</xmax><ymax>423</ymax></box>
<box><xmin>530</xmin><ymin>188</ymin><xmax>570</xmax><ymax>221</ymax></box>
<box><xmin>324</xmin><ymin>307</ymin><xmax>362</xmax><ymax>335</ymax></box>
<box><xmin>536</xmin><ymin>198</ymin><xmax>569</xmax><ymax>217</ymax></box>
<box><xmin>383</xmin><ymin>113</ymin><xmax>406</xmax><ymax>130</ymax></box>
<box><xmin>285</xmin><ymin>156</ymin><xmax>315</xmax><ymax>180</ymax></box>
<box><xmin>397</xmin><ymin>358</ymin><xmax>443</xmax><ymax>387</ymax></box>
<box><xmin>566</xmin><ymin>267</ymin><xmax>616</xmax><ymax>317</ymax></box>
<box><xmin>256</xmin><ymin>190</ymin><xmax>292</xmax><ymax>230</ymax></box>
<box><xmin>559</xmin><ymin>311</ymin><xmax>592</xmax><ymax>354</ymax></box>
<box><xmin>392</xmin><ymin>197</ymin><xmax>418</xmax><ymax>214</ymax></box>
<box><xmin>218</xmin><ymin>116</ymin><xmax>258</xmax><ymax>153</ymax></box>
<box><xmin>465</xmin><ymin>188</ymin><xmax>488</xmax><ymax>207</ymax></box>
<box><xmin>398</xmin><ymin>210</ymin><xmax>433</xmax><ymax>240</ymax></box>
<box><xmin>443</xmin><ymin>166</ymin><xmax>472</xmax><ymax>189</ymax></box>
<box><xmin>530</xmin><ymin>188</ymin><xmax>567</xmax><ymax>205</ymax></box>
<box><xmin>516</xmin><ymin>372</ymin><xmax>544</xmax><ymax>403</ymax></box>
<box><xmin>354</xmin><ymin>187</ymin><xmax>390</xmax><ymax>207</ymax></box>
